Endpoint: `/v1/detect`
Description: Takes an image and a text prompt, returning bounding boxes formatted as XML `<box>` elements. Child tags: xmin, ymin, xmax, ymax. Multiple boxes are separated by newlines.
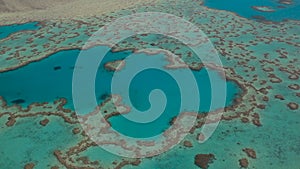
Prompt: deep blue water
<box><xmin>0</xmin><ymin>46</ymin><xmax>129</xmax><ymax>108</ymax></box>
<box><xmin>109</xmin><ymin>67</ymin><xmax>239</xmax><ymax>138</ymax></box>
<box><xmin>204</xmin><ymin>0</ymin><xmax>300</xmax><ymax>22</ymax></box>
<box><xmin>0</xmin><ymin>22</ymin><xmax>41</xmax><ymax>39</ymax></box>
<box><xmin>0</xmin><ymin>46</ymin><xmax>240</xmax><ymax>138</ymax></box>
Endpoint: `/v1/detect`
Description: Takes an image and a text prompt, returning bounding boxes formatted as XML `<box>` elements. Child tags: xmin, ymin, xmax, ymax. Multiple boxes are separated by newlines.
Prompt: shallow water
<box><xmin>204</xmin><ymin>0</ymin><xmax>300</xmax><ymax>21</ymax></box>
<box><xmin>0</xmin><ymin>116</ymin><xmax>80</xmax><ymax>168</ymax></box>
<box><xmin>0</xmin><ymin>22</ymin><xmax>40</xmax><ymax>39</ymax></box>
<box><xmin>0</xmin><ymin>0</ymin><xmax>299</xmax><ymax>168</ymax></box>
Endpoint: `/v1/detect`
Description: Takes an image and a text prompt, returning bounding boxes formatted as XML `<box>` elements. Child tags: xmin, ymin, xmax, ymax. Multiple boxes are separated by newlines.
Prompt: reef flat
<box><xmin>0</xmin><ymin>0</ymin><xmax>299</xmax><ymax>168</ymax></box>
<box><xmin>0</xmin><ymin>0</ymin><xmax>158</xmax><ymax>24</ymax></box>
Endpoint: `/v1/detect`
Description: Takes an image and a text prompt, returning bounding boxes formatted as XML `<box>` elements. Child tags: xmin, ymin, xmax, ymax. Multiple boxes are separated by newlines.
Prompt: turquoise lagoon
<box><xmin>0</xmin><ymin>114</ymin><xmax>81</xmax><ymax>168</ymax></box>
<box><xmin>0</xmin><ymin>22</ymin><xmax>41</xmax><ymax>40</ymax></box>
<box><xmin>204</xmin><ymin>0</ymin><xmax>300</xmax><ymax>21</ymax></box>
<box><xmin>0</xmin><ymin>45</ymin><xmax>240</xmax><ymax>138</ymax></box>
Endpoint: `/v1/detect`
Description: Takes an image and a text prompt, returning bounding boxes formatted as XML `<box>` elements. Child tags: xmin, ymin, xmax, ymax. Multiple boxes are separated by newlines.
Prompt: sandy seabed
<box><xmin>0</xmin><ymin>0</ymin><xmax>158</xmax><ymax>24</ymax></box>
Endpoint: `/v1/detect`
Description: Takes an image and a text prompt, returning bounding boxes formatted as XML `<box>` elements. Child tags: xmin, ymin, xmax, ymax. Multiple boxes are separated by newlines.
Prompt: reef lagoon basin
<box><xmin>0</xmin><ymin>22</ymin><xmax>41</xmax><ymax>40</ymax></box>
<box><xmin>0</xmin><ymin>0</ymin><xmax>299</xmax><ymax>169</ymax></box>
<box><xmin>0</xmin><ymin>45</ymin><xmax>240</xmax><ymax>138</ymax></box>
<box><xmin>204</xmin><ymin>0</ymin><xmax>300</xmax><ymax>22</ymax></box>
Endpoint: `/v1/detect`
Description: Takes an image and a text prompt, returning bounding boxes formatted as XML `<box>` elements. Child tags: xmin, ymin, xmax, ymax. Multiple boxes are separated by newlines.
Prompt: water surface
<box><xmin>204</xmin><ymin>0</ymin><xmax>300</xmax><ymax>21</ymax></box>
<box><xmin>0</xmin><ymin>46</ymin><xmax>240</xmax><ymax>138</ymax></box>
<box><xmin>0</xmin><ymin>22</ymin><xmax>41</xmax><ymax>40</ymax></box>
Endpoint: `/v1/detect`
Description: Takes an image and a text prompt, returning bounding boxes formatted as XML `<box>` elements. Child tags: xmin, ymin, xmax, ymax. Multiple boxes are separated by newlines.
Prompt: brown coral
<box><xmin>194</xmin><ymin>154</ymin><xmax>215</xmax><ymax>169</ymax></box>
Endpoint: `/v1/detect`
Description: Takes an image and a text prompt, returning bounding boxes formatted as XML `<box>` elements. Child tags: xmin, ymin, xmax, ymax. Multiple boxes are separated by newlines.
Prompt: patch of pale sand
<box><xmin>0</xmin><ymin>0</ymin><xmax>158</xmax><ymax>25</ymax></box>
<box><xmin>0</xmin><ymin>0</ymin><xmax>73</xmax><ymax>12</ymax></box>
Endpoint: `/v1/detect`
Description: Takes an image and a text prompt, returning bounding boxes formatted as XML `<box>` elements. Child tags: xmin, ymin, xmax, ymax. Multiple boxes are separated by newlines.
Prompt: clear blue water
<box><xmin>109</xmin><ymin>67</ymin><xmax>239</xmax><ymax>138</ymax></box>
<box><xmin>0</xmin><ymin>22</ymin><xmax>41</xmax><ymax>39</ymax></box>
<box><xmin>109</xmin><ymin>68</ymin><xmax>182</xmax><ymax>138</ymax></box>
<box><xmin>0</xmin><ymin>116</ymin><xmax>81</xmax><ymax>168</ymax></box>
<box><xmin>0</xmin><ymin>46</ymin><xmax>240</xmax><ymax>138</ymax></box>
<box><xmin>204</xmin><ymin>0</ymin><xmax>300</xmax><ymax>22</ymax></box>
<box><xmin>0</xmin><ymin>46</ymin><xmax>129</xmax><ymax>108</ymax></box>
